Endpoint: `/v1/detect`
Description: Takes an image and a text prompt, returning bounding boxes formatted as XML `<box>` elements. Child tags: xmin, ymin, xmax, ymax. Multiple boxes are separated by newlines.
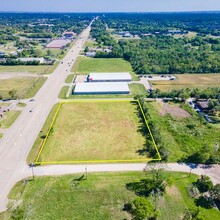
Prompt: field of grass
<box><xmin>0</xmin><ymin>111</ymin><xmax>21</xmax><ymax>128</ymax></box>
<box><xmin>58</xmin><ymin>86</ymin><xmax>69</xmax><ymax>99</ymax></box>
<box><xmin>65</xmin><ymin>74</ymin><xmax>75</xmax><ymax>83</ymax></box>
<box><xmin>0</xmin><ymin>77</ymin><xmax>46</xmax><ymax>99</ymax></box>
<box><xmin>72</xmin><ymin>57</ymin><xmax>138</xmax><ymax>80</ymax></box>
<box><xmin>37</xmin><ymin>101</ymin><xmax>148</xmax><ymax>163</ymax></box>
<box><xmin>83</xmin><ymin>40</ymin><xmax>98</xmax><ymax>48</ymax></box>
<box><xmin>0</xmin><ymin>65</ymin><xmax>55</xmax><ymax>74</ymax></box>
<box><xmin>146</xmin><ymin>101</ymin><xmax>220</xmax><ymax>161</ymax></box>
<box><xmin>151</xmin><ymin>74</ymin><xmax>220</xmax><ymax>92</ymax></box>
<box><xmin>4</xmin><ymin>172</ymin><xmax>220</xmax><ymax>220</ymax></box>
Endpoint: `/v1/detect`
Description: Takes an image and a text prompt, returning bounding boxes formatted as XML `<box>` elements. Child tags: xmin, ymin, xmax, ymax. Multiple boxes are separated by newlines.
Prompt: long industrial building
<box><xmin>85</xmin><ymin>72</ymin><xmax>132</xmax><ymax>82</ymax></box>
<box><xmin>74</xmin><ymin>82</ymin><xmax>130</xmax><ymax>95</ymax></box>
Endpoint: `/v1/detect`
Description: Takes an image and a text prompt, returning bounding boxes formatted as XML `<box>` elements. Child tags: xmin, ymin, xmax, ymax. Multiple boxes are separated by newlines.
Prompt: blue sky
<box><xmin>0</xmin><ymin>0</ymin><xmax>220</xmax><ymax>12</ymax></box>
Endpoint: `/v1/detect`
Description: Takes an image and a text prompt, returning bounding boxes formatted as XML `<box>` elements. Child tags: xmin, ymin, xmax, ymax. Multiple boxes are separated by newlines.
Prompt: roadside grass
<box><xmin>65</xmin><ymin>74</ymin><xmax>75</xmax><ymax>83</ymax></box>
<box><xmin>58</xmin><ymin>86</ymin><xmax>69</xmax><ymax>99</ymax></box>
<box><xmin>0</xmin><ymin>133</ymin><xmax>3</xmax><ymax>139</ymax></box>
<box><xmin>37</xmin><ymin>101</ymin><xmax>148</xmax><ymax>162</ymax></box>
<box><xmin>72</xmin><ymin>57</ymin><xmax>139</xmax><ymax>80</ymax></box>
<box><xmin>5</xmin><ymin>172</ymin><xmax>220</xmax><ymax>220</ymax></box>
<box><xmin>0</xmin><ymin>65</ymin><xmax>54</xmax><ymax>74</ymax></box>
<box><xmin>146</xmin><ymin>101</ymin><xmax>220</xmax><ymax>162</ymax></box>
<box><xmin>60</xmin><ymin>83</ymin><xmax>146</xmax><ymax>100</ymax></box>
<box><xmin>16</xmin><ymin>102</ymin><xmax>27</xmax><ymax>108</ymax></box>
<box><xmin>0</xmin><ymin>77</ymin><xmax>46</xmax><ymax>99</ymax></box>
<box><xmin>27</xmin><ymin>104</ymin><xmax>59</xmax><ymax>163</ymax></box>
<box><xmin>83</xmin><ymin>40</ymin><xmax>98</xmax><ymax>48</ymax></box>
<box><xmin>151</xmin><ymin>74</ymin><xmax>220</xmax><ymax>92</ymax></box>
<box><xmin>0</xmin><ymin>111</ymin><xmax>21</xmax><ymax>128</ymax></box>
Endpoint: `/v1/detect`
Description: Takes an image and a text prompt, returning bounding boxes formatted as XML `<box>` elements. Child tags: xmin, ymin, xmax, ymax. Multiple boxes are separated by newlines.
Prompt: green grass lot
<box><xmin>36</xmin><ymin>101</ymin><xmax>149</xmax><ymax>163</ymax></box>
<box><xmin>72</xmin><ymin>57</ymin><xmax>139</xmax><ymax>80</ymax></box>
<box><xmin>0</xmin><ymin>77</ymin><xmax>46</xmax><ymax>99</ymax></box>
<box><xmin>151</xmin><ymin>74</ymin><xmax>220</xmax><ymax>92</ymax></box>
<box><xmin>0</xmin><ymin>111</ymin><xmax>21</xmax><ymax>128</ymax></box>
<box><xmin>16</xmin><ymin>102</ymin><xmax>27</xmax><ymax>108</ymax></box>
<box><xmin>59</xmin><ymin>84</ymin><xmax>146</xmax><ymax>99</ymax></box>
<box><xmin>65</xmin><ymin>74</ymin><xmax>75</xmax><ymax>83</ymax></box>
<box><xmin>0</xmin><ymin>64</ymin><xmax>57</xmax><ymax>75</ymax></box>
<box><xmin>3</xmin><ymin>172</ymin><xmax>220</xmax><ymax>220</ymax></box>
<box><xmin>146</xmin><ymin>101</ymin><xmax>220</xmax><ymax>161</ymax></box>
<box><xmin>83</xmin><ymin>40</ymin><xmax>98</xmax><ymax>48</ymax></box>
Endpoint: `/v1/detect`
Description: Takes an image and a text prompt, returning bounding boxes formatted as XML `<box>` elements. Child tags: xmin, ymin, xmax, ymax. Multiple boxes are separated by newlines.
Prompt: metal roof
<box><xmin>88</xmin><ymin>72</ymin><xmax>132</xmax><ymax>81</ymax></box>
<box><xmin>74</xmin><ymin>82</ymin><xmax>130</xmax><ymax>93</ymax></box>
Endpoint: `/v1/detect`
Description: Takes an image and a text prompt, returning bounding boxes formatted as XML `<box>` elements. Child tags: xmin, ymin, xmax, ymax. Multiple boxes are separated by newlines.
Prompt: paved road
<box><xmin>31</xmin><ymin>163</ymin><xmax>220</xmax><ymax>185</ymax></box>
<box><xmin>0</xmin><ymin>22</ymin><xmax>93</xmax><ymax>212</ymax></box>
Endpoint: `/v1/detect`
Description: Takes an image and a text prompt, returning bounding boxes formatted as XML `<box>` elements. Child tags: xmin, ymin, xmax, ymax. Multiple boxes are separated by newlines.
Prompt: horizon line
<box><xmin>0</xmin><ymin>10</ymin><xmax>220</xmax><ymax>14</ymax></box>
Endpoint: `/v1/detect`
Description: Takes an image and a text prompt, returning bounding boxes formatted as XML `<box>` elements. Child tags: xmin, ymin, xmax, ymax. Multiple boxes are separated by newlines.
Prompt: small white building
<box><xmin>74</xmin><ymin>82</ymin><xmax>130</xmax><ymax>95</ymax></box>
<box><xmin>86</xmin><ymin>72</ymin><xmax>132</xmax><ymax>82</ymax></box>
<box><xmin>17</xmin><ymin>57</ymin><xmax>45</xmax><ymax>64</ymax></box>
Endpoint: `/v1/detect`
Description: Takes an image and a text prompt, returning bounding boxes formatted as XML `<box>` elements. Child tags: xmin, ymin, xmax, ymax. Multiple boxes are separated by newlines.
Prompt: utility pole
<box><xmin>29</xmin><ymin>163</ymin><xmax>35</xmax><ymax>180</ymax></box>
<box><xmin>85</xmin><ymin>166</ymin><xmax>87</xmax><ymax>180</ymax></box>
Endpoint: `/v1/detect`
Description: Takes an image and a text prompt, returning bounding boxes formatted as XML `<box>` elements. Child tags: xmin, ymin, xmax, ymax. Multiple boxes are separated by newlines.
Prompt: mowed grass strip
<box><xmin>5</xmin><ymin>172</ymin><xmax>220</xmax><ymax>220</ymax></box>
<box><xmin>72</xmin><ymin>57</ymin><xmax>138</xmax><ymax>80</ymax></box>
<box><xmin>0</xmin><ymin>77</ymin><xmax>46</xmax><ymax>99</ymax></box>
<box><xmin>39</xmin><ymin>101</ymin><xmax>147</xmax><ymax>162</ymax></box>
<box><xmin>151</xmin><ymin>74</ymin><xmax>220</xmax><ymax>91</ymax></box>
<box><xmin>0</xmin><ymin>65</ymin><xmax>54</xmax><ymax>74</ymax></box>
<box><xmin>0</xmin><ymin>110</ymin><xmax>21</xmax><ymax>128</ymax></box>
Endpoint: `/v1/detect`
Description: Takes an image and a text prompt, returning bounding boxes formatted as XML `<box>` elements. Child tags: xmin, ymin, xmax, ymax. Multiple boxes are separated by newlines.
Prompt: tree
<box><xmin>183</xmin><ymin>208</ymin><xmax>206</xmax><ymax>220</ymax></box>
<box><xmin>128</xmin><ymin>197</ymin><xmax>157</xmax><ymax>220</ymax></box>
<box><xmin>210</xmin><ymin>184</ymin><xmax>220</xmax><ymax>201</ymax></box>
<box><xmin>84</xmin><ymin>46</ymin><xmax>89</xmax><ymax>53</ymax></box>
<box><xmin>8</xmin><ymin>89</ymin><xmax>17</xmax><ymax>99</ymax></box>
<box><xmin>196</xmin><ymin>175</ymin><xmax>214</xmax><ymax>193</ymax></box>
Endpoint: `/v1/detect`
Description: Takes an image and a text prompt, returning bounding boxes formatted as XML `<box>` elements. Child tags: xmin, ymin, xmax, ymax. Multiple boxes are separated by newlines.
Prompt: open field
<box><xmin>151</xmin><ymin>74</ymin><xmax>220</xmax><ymax>92</ymax></box>
<box><xmin>0</xmin><ymin>63</ymin><xmax>58</xmax><ymax>75</ymax></box>
<box><xmin>0</xmin><ymin>77</ymin><xmax>46</xmax><ymax>99</ymax></box>
<box><xmin>146</xmin><ymin>101</ymin><xmax>220</xmax><ymax>161</ymax></box>
<box><xmin>72</xmin><ymin>57</ymin><xmax>138</xmax><ymax>80</ymax></box>
<box><xmin>0</xmin><ymin>111</ymin><xmax>21</xmax><ymax>128</ymax></box>
<box><xmin>36</xmin><ymin>101</ymin><xmax>149</xmax><ymax>163</ymax></box>
<box><xmin>3</xmin><ymin>172</ymin><xmax>220</xmax><ymax>220</ymax></box>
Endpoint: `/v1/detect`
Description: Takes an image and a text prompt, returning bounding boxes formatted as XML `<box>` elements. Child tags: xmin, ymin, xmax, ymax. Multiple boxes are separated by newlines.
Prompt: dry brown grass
<box><xmin>151</xmin><ymin>74</ymin><xmax>220</xmax><ymax>91</ymax></box>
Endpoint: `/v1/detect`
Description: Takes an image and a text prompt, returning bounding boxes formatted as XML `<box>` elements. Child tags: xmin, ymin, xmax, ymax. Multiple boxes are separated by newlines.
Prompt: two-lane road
<box><xmin>0</xmin><ymin>23</ymin><xmax>92</xmax><ymax>212</ymax></box>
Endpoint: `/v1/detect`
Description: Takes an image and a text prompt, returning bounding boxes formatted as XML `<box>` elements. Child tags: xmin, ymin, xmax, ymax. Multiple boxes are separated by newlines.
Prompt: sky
<box><xmin>0</xmin><ymin>0</ymin><xmax>220</xmax><ymax>12</ymax></box>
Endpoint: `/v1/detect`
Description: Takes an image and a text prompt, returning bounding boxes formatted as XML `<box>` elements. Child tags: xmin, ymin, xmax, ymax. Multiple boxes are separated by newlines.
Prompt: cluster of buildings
<box><xmin>74</xmin><ymin>72</ymin><xmax>132</xmax><ymax>95</ymax></box>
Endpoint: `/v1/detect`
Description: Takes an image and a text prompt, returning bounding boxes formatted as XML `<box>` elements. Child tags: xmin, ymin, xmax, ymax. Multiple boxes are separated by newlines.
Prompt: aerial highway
<box><xmin>0</xmin><ymin>21</ymin><xmax>93</xmax><ymax>212</ymax></box>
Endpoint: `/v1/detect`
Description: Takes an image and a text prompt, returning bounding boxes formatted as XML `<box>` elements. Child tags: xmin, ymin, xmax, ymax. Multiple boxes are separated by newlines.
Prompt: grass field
<box><xmin>146</xmin><ymin>101</ymin><xmax>220</xmax><ymax>161</ymax></box>
<box><xmin>0</xmin><ymin>65</ymin><xmax>56</xmax><ymax>74</ymax></box>
<box><xmin>36</xmin><ymin>101</ymin><xmax>149</xmax><ymax>163</ymax></box>
<box><xmin>151</xmin><ymin>74</ymin><xmax>220</xmax><ymax>91</ymax></box>
<box><xmin>4</xmin><ymin>172</ymin><xmax>220</xmax><ymax>220</ymax></box>
<box><xmin>0</xmin><ymin>77</ymin><xmax>46</xmax><ymax>99</ymax></box>
<box><xmin>65</xmin><ymin>74</ymin><xmax>75</xmax><ymax>83</ymax></box>
<box><xmin>0</xmin><ymin>111</ymin><xmax>21</xmax><ymax>128</ymax></box>
<box><xmin>72</xmin><ymin>57</ymin><xmax>138</xmax><ymax>80</ymax></box>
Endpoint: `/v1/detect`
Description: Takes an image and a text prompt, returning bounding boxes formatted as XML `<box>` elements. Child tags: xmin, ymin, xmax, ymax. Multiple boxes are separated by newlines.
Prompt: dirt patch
<box><xmin>159</xmin><ymin>101</ymin><xmax>190</xmax><ymax>118</ymax></box>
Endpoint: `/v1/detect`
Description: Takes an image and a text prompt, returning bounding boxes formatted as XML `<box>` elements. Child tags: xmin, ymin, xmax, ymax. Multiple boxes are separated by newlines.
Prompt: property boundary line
<box><xmin>35</xmin><ymin>99</ymin><xmax>161</xmax><ymax>165</ymax></box>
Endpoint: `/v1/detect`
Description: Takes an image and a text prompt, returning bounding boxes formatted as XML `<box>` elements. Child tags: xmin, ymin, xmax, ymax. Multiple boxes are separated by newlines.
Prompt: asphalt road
<box><xmin>0</xmin><ymin>23</ymin><xmax>92</xmax><ymax>212</ymax></box>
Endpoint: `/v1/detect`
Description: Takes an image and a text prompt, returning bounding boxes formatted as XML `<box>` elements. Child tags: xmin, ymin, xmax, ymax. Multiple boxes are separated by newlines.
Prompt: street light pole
<box><xmin>29</xmin><ymin>163</ymin><xmax>35</xmax><ymax>180</ymax></box>
<box><xmin>85</xmin><ymin>166</ymin><xmax>87</xmax><ymax>180</ymax></box>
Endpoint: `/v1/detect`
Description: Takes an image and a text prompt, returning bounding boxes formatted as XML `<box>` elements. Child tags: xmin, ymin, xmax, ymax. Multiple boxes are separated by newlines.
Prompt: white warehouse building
<box><xmin>74</xmin><ymin>82</ymin><xmax>130</xmax><ymax>95</ymax></box>
<box><xmin>85</xmin><ymin>72</ymin><xmax>132</xmax><ymax>82</ymax></box>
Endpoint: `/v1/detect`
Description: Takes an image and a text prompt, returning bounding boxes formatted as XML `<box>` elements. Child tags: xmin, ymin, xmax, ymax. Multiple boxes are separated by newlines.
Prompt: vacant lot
<box><xmin>72</xmin><ymin>57</ymin><xmax>138</xmax><ymax>80</ymax></box>
<box><xmin>146</xmin><ymin>101</ymin><xmax>220</xmax><ymax>161</ymax></box>
<box><xmin>0</xmin><ymin>111</ymin><xmax>21</xmax><ymax>128</ymax></box>
<box><xmin>0</xmin><ymin>77</ymin><xmax>46</xmax><ymax>99</ymax></box>
<box><xmin>4</xmin><ymin>172</ymin><xmax>220</xmax><ymax>220</ymax></box>
<box><xmin>0</xmin><ymin>65</ymin><xmax>56</xmax><ymax>74</ymax></box>
<box><xmin>151</xmin><ymin>74</ymin><xmax>220</xmax><ymax>91</ymax></box>
<box><xmin>38</xmin><ymin>101</ymin><xmax>148</xmax><ymax>162</ymax></box>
